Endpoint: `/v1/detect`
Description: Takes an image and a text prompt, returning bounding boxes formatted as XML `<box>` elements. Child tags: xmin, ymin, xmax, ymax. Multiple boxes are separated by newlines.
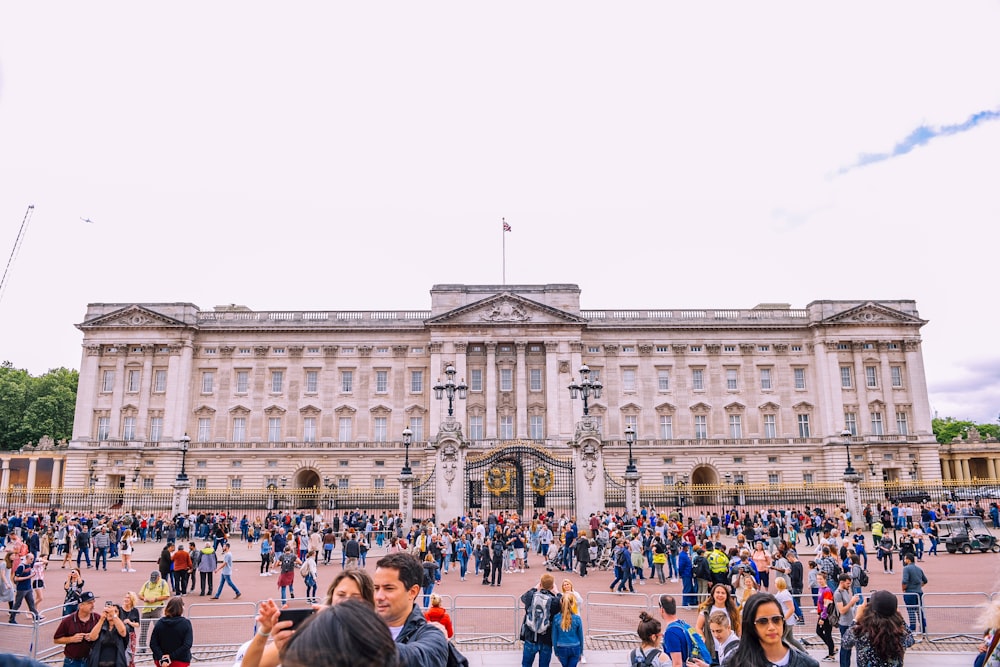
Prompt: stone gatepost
<box><xmin>172</xmin><ymin>478</ymin><xmax>191</xmax><ymax>516</ymax></box>
<box><xmin>843</xmin><ymin>472</ymin><xmax>864</xmax><ymax>529</ymax></box>
<box><xmin>625</xmin><ymin>470</ymin><xmax>641</xmax><ymax>516</ymax></box>
<box><xmin>432</xmin><ymin>419</ymin><xmax>467</xmax><ymax>523</ymax></box>
<box><xmin>398</xmin><ymin>471</ymin><xmax>416</xmax><ymax>529</ymax></box>
<box><xmin>571</xmin><ymin>417</ymin><xmax>605</xmax><ymax>520</ymax></box>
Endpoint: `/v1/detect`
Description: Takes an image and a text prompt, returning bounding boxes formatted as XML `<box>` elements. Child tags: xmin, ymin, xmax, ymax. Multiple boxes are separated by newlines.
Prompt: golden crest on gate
<box><xmin>485</xmin><ymin>465</ymin><xmax>513</xmax><ymax>495</ymax></box>
<box><xmin>530</xmin><ymin>466</ymin><xmax>554</xmax><ymax>495</ymax></box>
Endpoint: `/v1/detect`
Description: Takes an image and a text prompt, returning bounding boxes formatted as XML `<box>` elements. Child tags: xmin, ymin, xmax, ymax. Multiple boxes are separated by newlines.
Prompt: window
<box><xmin>469</xmin><ymin>415</ymin><xmax>484</xmax><ymax>440</ymax></box>
<box><xmin>339</xmin><ymin>460</ymin><xmax>349</xmax><ymax>467</ymax></box>
<box><xmin>375</xmin><ymin>370</ymin><xmax>388</xmax><ymax>394</ymax></box>
<box><xmin>657</xmin><ymin>369</ymin><xmax>670</xmax><ymax>391</ymax></box>
<box><xmin>891</xmin><ymin>366</ymin><xmax>903</xmax><ymax>388</ymax></box>
<box><xmin>411</xmin><ymin>347</ymin><xmax>424</xmax><ymax>354</ymax></box>
<box><xmin>794</xmin><ymin>368</ymin><xmax>806</xmax><ymax>390</ymax></box>
<box><xmin>529</xmin><ymin>369</ymin><xmax>542</xmax><ymax>392</ymax></box>
<box><xmin>729</xmin><ymin>414</ymin><xmax>742</xmax><ymax>438</ymax></box>
<box><xmin>802</xmin><ymin>456</ymin><xmax>812</xmax><ymax>463</ymax></box>
<box><xmin>733</xmin><ymin>457</ymin><xmax>744</xmax><ymax>464</ymax></box>
<box><xmin>102</xmin><ymin>370</ymin><xmax>115</xmax><ymax>393</ymax></box>
<box><xmin>469</xmin><ymin>369</ymin><xmax>483</xmax><ymax>392</ymax></box>
<box><xmin>127</xmin><ymin>369</ymin><xmax>141</xmax><ymax>393</ymax></box>
<box><xmin>768</xmin><ymin>456</ymin><xmax>779</xmax><ymax>463</ymax></box>
<box><xmin>663</xmin><ymin>457</ymin><xmax>673</xmax><ymax>464</ymax></box>
<box><xmin>232</xmin><ymin>417</ymin><xmax>246</xmax><ymax>441</ymax></box>
<box><xmin>843</xmin><ymin>412</ymin><xmax>857</xmax><ymax>436</ymax></box>
<box><xmin>622</xmin><ymin>346</ymin><xmax>635</xmax><ymax>353</ymax></box>
<box><xmin>871</xmin><ymin>412</ymin><xmax>884</xmax><ymax>436</ymax></box>
<box><xmin>271</xmin><ymin>370</ymin><xmax>284</xmax><ymax>393</ymax></box>
<box><xmin>236</xmin><ymin>371</ymin><xmax>249</xmax><ymax>394</ymax></box>
<box><xmin>726</xmin><ymin>369</ymin><xmax>738</xmax><ymax>390</ymax></box>
<box><xmin>840</xmin><ymin>366</ymin><xmax>853</xmax><ymax>389</ymax></box>
<box><xmin>694</xmin><ymin>415</ymin><xmax>707</xmax><ymax>439</ymax></box>
<box><xmin>153</xmin><ymin>369</ymin><xmax>167</xmax><ymax>393</ymax></box>
<box><xmin>267</xmin><ymin>460</ymin><xmax>277</xmax><ymax>468</ymax></box>
<box><xmin>622</xmin><ymin>368</ymin><xmax>637</xmax><ymax>392</ymax></box>
<box><xmin>659</xmin><ymin>415</ymin><xmax>673</xmax><ymax>439</ymax></box>
<box><xmin>204</xmin><ymin>347</ymin><xmax>216</xmax><ymax>355</ymax></box>
<box><xmin>341</xmin><ymin>371</ymin><xmax>353</xmax><ymax>393</ymax></box>
<box><xmin>239</xmin><ymin>348</ymin><xmax>251</xmax><ymax>355</ymax></box>
<box><xmin>499</xmin><ymin>368</ymin><xmax>513</xmax><ymax>392</ymax></box>
<box><xmin>374</xmin><ymin>417</ymin><xmax>388</xmax><ymax>442</ymax></box>
<box><xmin>202</xmin><ymin>371</ymin><xmax>214</xmax><ymax>394</ymax></box>
<box><xmin>837</xmin><ymin>343</ymin><xmax>850</xmax><ymax>350</ymax></box>
<box><xmin>410</xmin><ymin>370</ymin><xmax>423</xmax><ymax>393</ymax></box>
<box><xmin>374</xmin><ymin>478</ymin><xmax>385</xmax><ymax>490</ymax></box>
<box><xmin>123</xmin><ymin>416</ymin><xmax>136</xmax><ymax>441</ymax></box>
<box><xmin>692</xmin><ymin>369</ymin><xmax>704</xmax><ymax>391</ymax></box>
<box><xmin>409</xmin><ymin>417</ymin><xmax>423</xmax><ymax>440</ymax></box>
<box><xmin>803</xmin><ymin>473</ymin><xmax>814</xmax><ymax>484</ymax></box>
<box><xmin>230</xmin><ymin>478</ymin><xmax>242</xmax><ymax>490</ymax></box>
<box><xmin>195</xmin><ymin>478</ymin><xmax>207</xmax><ymax>490</ymax></box>
<box><xmin>690</xmin><ymin>345</ymin><xmax>702</xmax><ymax>352</ymax></box>
<box><xmin>865</xmin><ymin>366</ymin><xmax>878</xmax><ymax>388</ymax></box>
<box><xmin>656</xmin><ymin>346</ymin><xmax>669</xmax><ymax>353</ymax></box>
<box><xmin>529</xmin><ymin>415</ymin><xmax>544</xmax><ymax>439</ymax></box>
<box><xmin>142</xmin><ymin>478</ymin><xmax>154</xmax><ymax>490</ymax></box>
<box><xmin>768</xmin><ymin>473</ymin><xmax>780</xmax><ymax>484</ymax></box>
<box><xmin>663</xmin><ymin>474</ymin><xmax>675</xmax><ymax>485</ymax></box>
<box><xmin>896</xmin><ymin>411</ymin><xmax>908</xmax><ymax>435</ymax></box>
<box><xmin>268</xmin><ymin>417</ymin><xmax>281</xmax><ymax>442</ymax></box>
<box><xmin>338</xmin><ymin>478</ymin><xmax>350</xmax><ymax>490</ymax></box>
<box><xmin>308</xmin><ymin>347</ymin><xmax>320</xmax><ymax>354</ymax></box>
<box><xmin>724</xmin><ymin>345</ymin><xmax>736</xmax><ymax>353</ymax></box>
<box><xmin>499</xmin><ymin>415</ymin><xmax>514</xmax><ymax>439</ymax></box>
<box><xmin>149</xmin><ymin>417</ymin><xmax>163</xmax><ymax>442</ymax></box>
<box><xmin>338</xmin><ymin>417</ymin><xmax>352</xmax><ymax>442</ymax></box>
<box><xmin>376</xmin><ymin>347</ymin><xmax>389</xmax><ymax>354</ymax></box>
<box><xmin>341</xmin><ymin>347</ymin><xmax>354</xmax><ymax>354</ymax></box>
<box><xmin>305</xmin><ymin>371</ymin><xmax>318</xmax><ymax>393</ymax></box>
<box><xmin>624</xmin><ymin>414</ymin><xmax>638</xmax><ymax>435</ymax></box>
<box><xmin>97</xmin><ymin>416</ymin><xmax>110</xmax><ymax>440</ymax></box>
<box><xmin>588</xmin><ymin>346</ymin><xmax>601</xmax><ymax>353</ymax></box>
<box><xmin>197</xmin><ymin>418</ymin><xmax>211</xmax><ymax>442</ymax></box>
<box><xmin>797</xmin><ymin>414</ymin><xmax>810</xmax><ymax>438</ymax></box>
<box><xmin>763</xmin><ymin>414</ymin><xmax>776</xmax><ymax>438</ymax></box>
<box><xmin>303</xmin><ymin>417</ymin><xmax>316</xmax><ymax>442</ymax></box>
<box><xmin>760</xmin><ymin>368</ymin><xmax>772</xmax><ymax>390</ymax></box>
<box><xmin>791</xmin><ymin>345</ymin><xmax>802</xmax><ymax>352</ymax></box>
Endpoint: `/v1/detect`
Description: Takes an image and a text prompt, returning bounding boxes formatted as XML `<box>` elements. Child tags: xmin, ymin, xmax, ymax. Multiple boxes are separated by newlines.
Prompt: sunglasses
<box><xmin>754</xmin><ymin>615</ymin><xmax>785</xmax><ymax>628</ymax></box>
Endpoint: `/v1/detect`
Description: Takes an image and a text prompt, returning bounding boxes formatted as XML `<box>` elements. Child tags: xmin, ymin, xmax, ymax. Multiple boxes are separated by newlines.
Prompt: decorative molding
<box><xmin>254</xmin><ymin>346</ymin><xmax>269</xmax><ymax>358</ymax></box>
<box><xmin>739</xmin><ymin>343</ymin><xmax>756</xmax><ymax>354</ymax></box>
<box><xmin>288</xmin><ymin>346</ymin><xmax>304</xmax><ymax>358</ymax></box>
<box><xmin>428</xmin><ymin>342</ymin><xmax>443</xmax><ymax>354</ymax></box>
<box><xmin>671</xmin><ymin>344</ymin><xmax>687</xmax><ymax>354</ymax></box>
<box><xmin>358</xmin><ymin>345</ymin><xmax>373</xmax><ymax>357</ymax></box>
<box><xmin>392</xmin><ymin>345</ymin><xmax>408</xmax><ymax>358</ymax></box>
<box><xmin>558</xmin><ymin>360</ymin><xmax>571</xmax><ymax>374</ymax></box>
<box><xmin>479</xmin><ymin>299</ymin><xmax>531</xmax><ymax>322</ymax></box>
<box><xmin>603</xmin><ymin>344</ymin><xmax>619</xmax><ymax>356</ymax></box>
<box><xmin>638</xmin><ymin>344</ymin><xmax>653</xmax><ymax>355</ymax></box>
<box><xmin>323</xmin><ymin>345</ymin><xmax>339</xmax><ymax>358</ymax></box>
<box><xmin>705</xmin><ymin>344</ymin><xmax>721</xmax><ymax>354</ymax></box>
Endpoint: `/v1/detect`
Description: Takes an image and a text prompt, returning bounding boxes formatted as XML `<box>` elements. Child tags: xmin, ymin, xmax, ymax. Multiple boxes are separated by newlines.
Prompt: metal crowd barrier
<box><xmin>10</xmin><ymin>590</ymin><xmax>1000</xmax><ymax>661</ymax></box>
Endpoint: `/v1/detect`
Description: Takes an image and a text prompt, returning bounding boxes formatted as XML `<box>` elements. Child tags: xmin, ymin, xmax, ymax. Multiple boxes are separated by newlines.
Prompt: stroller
<box><xmin>592</xmin><ymin>544</ymin><xmax>614</xmax><ymax>571</ymax></box>
<box><xmin>544</xmin><ymin>544</ymin><xmax>569</xmax><ymax>572</ymax></box>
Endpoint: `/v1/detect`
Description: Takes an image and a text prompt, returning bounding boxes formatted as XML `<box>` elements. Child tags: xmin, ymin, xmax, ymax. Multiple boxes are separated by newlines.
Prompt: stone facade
<box><xmin>58</xmin><ymin>284</ymin><xmax>950</xmax><ymax>516</ymax></box>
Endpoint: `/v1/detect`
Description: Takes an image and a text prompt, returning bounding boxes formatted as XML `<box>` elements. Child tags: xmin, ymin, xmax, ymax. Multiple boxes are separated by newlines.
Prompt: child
<box><xmin>32</xmin><ymin>555</ymin><xmax>47</xmax><ymax>608</ymax></box>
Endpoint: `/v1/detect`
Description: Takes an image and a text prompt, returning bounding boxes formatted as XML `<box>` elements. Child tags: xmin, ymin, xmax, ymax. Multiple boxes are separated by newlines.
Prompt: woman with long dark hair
<box><xmin>841</xmin><ymin>590</ymin><xmax>914</xmax><ymax>667</ymax></box>
<box><xmin>694</xmin><ymin>583</ymin><xmax>741</xmax><ymax>665</ymax></box>
<box><xmin>722</xmin><ymin>592</ymin><xmax>818</xmax><ymax>667</ymax></box>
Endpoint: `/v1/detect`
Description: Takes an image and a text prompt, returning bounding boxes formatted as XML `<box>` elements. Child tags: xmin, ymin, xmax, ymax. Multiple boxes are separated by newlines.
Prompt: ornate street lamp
<box><xmin>401</xmin><ymin>426</ymin><xmax>414</xmax><ymax>475</ymax></box>
<box><xmin>568</xmin><ymin>364</ymin><xmax>603</xmax><ymax>416</ymax></box>
<box><xmin>624</xmin><ymin>424</ymin><xmax>637</xmax><ymax>474</ymax></box>
<box><xmin>433</xmin><ymin>365</ymin><xmax>468</xmax><ymax>418</ymax></box>
<box><xmin>176</xmin><ymin>433</ymin><xmax>191</xmax><ymax>482</ymax></box>
<box><xmin>841</xmin><ymin>429</ymin><xmax>857</xmax><ymax>476</ymax></box>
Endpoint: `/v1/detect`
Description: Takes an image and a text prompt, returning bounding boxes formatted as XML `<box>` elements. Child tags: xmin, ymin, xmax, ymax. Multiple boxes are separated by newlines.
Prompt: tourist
<box><xmin>325</xmin><ymin>568</ymin><xmax>375</xmax><ymax>605</ymax></box>
<box><xmin>814</xmin><ymin>572</ymin><xmax>836</xmax><ymax>662</ymax></box>
<box><xmin>424</xmin><ymin>594</ymin><xmax>453</xmax><ymax>639</ymax></box>
<box><xmin>120</xmin><ymin>529</ymin><xmax>137</xmax><ymax>573</ymax></box>
<box><xmin>421</xmin><ymin>553</ymin><xmax>439</xmax><ymax>609</ymax></box>
<box><xmin>52</xmin><ymin>592</ymin><xmax>107</xmax><ymax>667</ymax></box>
<box><xmin>138</xmin><ymin>571</ymin><xmax>171</xmax><ymax>648</ymax></box>
<box><xmin>8</xmin><ymin>552</ymin><xmax>41</xmax><ymax>623</ymax></box>
<box><xmin>197</xmin><ymin>541</ymin><xmax>217</xmax><ymax>596</ymax></box>
<box><xmin>721</xmin><ymin>592</ymin><xmax>818</xmax><ymax>667</ymax></box>
<box><xmin>520</xmin><ymin>573</ymin><xmax>561</xmax><ymax>667</ymax></box>
<box><xmin>373</xmin><ymin>552</ymin><xmax>449</xmax><ymax>666</ymax></box>
<box><xmin>213</xmin><ymin>541</ymin><xmax>242</xmax><ymax>600</ymax></box>
<box><xmin>552</xmin><ymin>594</ymin><xmax>583</xmax><ymax>667</ymax></box>
<box><xmin>150</xmin><ymin>596</ymin><xmax>194</xmax><ymax>667</ymax></box>
<box><xmin>694</xmin><ymin>583</ymin><xmax>741</xmax><ymax>665</ymax></box>
<box><xmin>707</xmin><ymin>610</ymin><xmax>740</xmax><ymax>663</ymax></box>
<box><xmin>0</xmin><ymin>552</ymin><xmax>14</xmax><ymax>614</ymax></box>
<box><xmin>841</xmin><ymin>590</ymin><xmax>914</xmax><ymax>667</ymax></box>
<box><xmin>280</xmin><ymin>599</ymin><xmax>400</xmax><ymax>667</ymax></box>
<box><xmin>63</xmin><ymin>567</ymin><xmax>86</xmax><ymax>616</ymax></box>
<box><xmin>629</xmin><ymin>611</ymin><xmax>669</xmax><ymax>665</ymax></box>
<box><xmin>302</xmin><ymin>549</ymin><xmax>319</xmax><ymax>603</ymax></box>
<box><xmin>119</xmin><ymin>591</ymin><xmax>141</xmax><ymax>667</ymax></box>
<box><xmin>273</xmin><ymin>545</ymin><xmax>300</xmax><ymax>604</ymax></box>
<box><xmin>900</xmin><ymin>554</ymin><xmax>928</xmax><ymax>634</ymax></box>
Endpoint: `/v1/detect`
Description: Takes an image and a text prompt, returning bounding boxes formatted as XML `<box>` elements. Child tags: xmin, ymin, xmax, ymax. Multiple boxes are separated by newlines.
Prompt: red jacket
<box><xmin>424</xmin><ymin>606</ymin><xmax>454</xmax><ymax>638</ymax></box>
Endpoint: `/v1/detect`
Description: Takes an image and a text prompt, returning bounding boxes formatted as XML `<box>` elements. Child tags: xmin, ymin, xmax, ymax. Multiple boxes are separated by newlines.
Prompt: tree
<box><xmin>932</xmin><ymin>416</ymin><xmax>998</xmax><ymax>444</ymax></box>
<box><xmin>0</xmin><ymin>362</ymin><xmax>78</xmax><ymax>450</ymax></box>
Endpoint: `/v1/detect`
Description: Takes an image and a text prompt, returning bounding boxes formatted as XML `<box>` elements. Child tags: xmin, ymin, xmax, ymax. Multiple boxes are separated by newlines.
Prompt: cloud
<box><xmin>836</xmin><ymin>108</ymin><xmax>1000</xmax><ymax>175</ymax></box>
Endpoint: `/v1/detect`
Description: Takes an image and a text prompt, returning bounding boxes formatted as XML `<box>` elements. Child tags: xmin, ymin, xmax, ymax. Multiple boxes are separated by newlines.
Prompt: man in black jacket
<box><xmin>520</xmin><ymin>573</ymin><xmax>561</xmax><ymax>667</ymax></box>
<box><xmin>374</xmin><ymin>552</ymin><xmax>449</xmax><ymax>667</ymax></box>
<box><xmin>574</xmin><ymin>531</ymin><xmax>591</xmax><ymax>577</ymax></box>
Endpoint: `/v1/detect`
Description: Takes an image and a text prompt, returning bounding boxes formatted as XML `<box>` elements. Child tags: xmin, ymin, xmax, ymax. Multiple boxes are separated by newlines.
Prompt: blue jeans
<box><xmin>522</xmin><ymin>640</ymin><xmax>553</xmax><ymax>667</ymax></box>
<box><xmin>554</xmin><ymin>644</ymin><xmax>582</xmax><ymax>667</ymax></box>
<box><xmin>838</xmin><ymin>624</ymin><xmax>852</xmax><ymax>667</ymax></box>
<box><xmin>423</xmin><ymin>580</ymin><xmax>435</xmax><ymax>608</ymax></box>
<box><xmin>63</xmin><ymin>659</ymin><xmax>88</xmax><ymax>667</ymax></box>
<box><xmin>903</xmin><ymin>592</ymin><xmax>926</xmax><ymax>633</ymax></box>
<box><xmin>215</xmin><ymin>574</ymin><xmax>241</xmax><ymax>598</ymax></box>
<box><xmin>95</xmin><ymin>547</ymin><xmax>108</xmax><ymax>570</ymax></box>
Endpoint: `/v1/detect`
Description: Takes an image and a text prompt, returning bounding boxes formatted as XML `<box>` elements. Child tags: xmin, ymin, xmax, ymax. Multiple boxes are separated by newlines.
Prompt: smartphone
<box><xmin>277</xmin><ymin>608</ymin><xmax>315</xmax><ymax>629</ymax></box>
<box><xmin>105</xmin><ymin>601</ymin><xmax>115</xmax><ymax>607</ymax></box>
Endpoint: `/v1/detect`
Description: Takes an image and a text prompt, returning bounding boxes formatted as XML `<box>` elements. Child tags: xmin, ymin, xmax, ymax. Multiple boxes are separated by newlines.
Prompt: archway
<box><xmin>294</xmin><ymin>468</ymin><xmax>321</xmax><ymax>509</ymax></box>
<box><xmin>690</xmin><ymin>465</ymin><xmax>719</xmax><ymax>506</ymax></box>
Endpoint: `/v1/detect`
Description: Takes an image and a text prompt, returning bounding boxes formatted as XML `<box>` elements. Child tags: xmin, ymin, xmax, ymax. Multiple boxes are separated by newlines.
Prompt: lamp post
<box><xmin>624</xmin><ymin>425</ymin><xmax>637</xmax><ymax>474</ymax></box>
<box><xmin>177</xmin><ymin>433</ymin><xmax>191</xmax><ymax>482</ymax></box>
<box><xmin>567</xmin><ymin>364</ymin><xmax>603</xmax><ymax>416</ymax></box>
<box><xmin>433</xmin><ymin>365</ymin><xmax>468</xmax><ymax>418</ymax></box>
<box><xmin>401</xmin><ymin>426</ymin><xmax>414</xmax><ymax>475</ymax></box>
<box><xmin>841</xmin><ymin>429</ymin><xmax>857</xmax><ymax>476</ymax></box>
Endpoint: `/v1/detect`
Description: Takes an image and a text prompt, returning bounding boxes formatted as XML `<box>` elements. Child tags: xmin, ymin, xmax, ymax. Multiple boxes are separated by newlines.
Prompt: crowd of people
<box><xmin>0</xmin><ymin>497</ymin><xmax>994</xmax><ymax>666</ymax></box>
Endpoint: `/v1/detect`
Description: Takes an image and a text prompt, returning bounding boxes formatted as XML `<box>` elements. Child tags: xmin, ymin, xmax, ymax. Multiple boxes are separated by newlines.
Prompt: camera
<box><xmin>159</xmin><ymin>658</ymin><xmax>171</xmax><ymax>666</ymax></box>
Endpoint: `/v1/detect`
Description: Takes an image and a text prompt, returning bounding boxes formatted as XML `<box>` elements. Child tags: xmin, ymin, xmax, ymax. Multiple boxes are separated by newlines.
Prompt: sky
<box><xmin>1</xmin><ymin>2</ymin><xmax>999</xmax><ymax>424</ymax></box>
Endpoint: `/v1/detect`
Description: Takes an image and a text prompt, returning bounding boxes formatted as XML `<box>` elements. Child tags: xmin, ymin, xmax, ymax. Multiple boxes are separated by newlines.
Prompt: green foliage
<box><xmin>932</xmin><ymin>416</ymin><xmax>999</xmax><ymax>444</ymax></box>
<box><xmin>0</xmin><ymin>362</ymin><xmax>78</xmax><ymax>451</ymax></box>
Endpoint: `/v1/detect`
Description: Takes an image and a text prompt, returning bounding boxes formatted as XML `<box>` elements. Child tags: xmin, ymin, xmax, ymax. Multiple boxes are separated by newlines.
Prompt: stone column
<box><xmin>544</xmin><ymin>341</ymin><xmax>561</xmax><ymax>439</ymax></box>
<box><xmin>0</xmin><ymin>458</ymin><xmax>9</xmax><ymax>490</ymax></box>
<box><xmin>428</xmin><ymin>342</ymin><xmax>443</xmax><ymax>436</ymax></box>
<box><xmin>843</xmin><ymin>472</ymin><xmax>864</xmax><ymax>530</ymax></box>
<box><xmin>485</xmin><ymin>343</ymin><xmax>497</xmax><ymax>438</ymax></box>
<box><xmin>988</xmin><ymin>458</ymin><xmax>998</xmax><ymax>481</ymax></box>
<box><xmin>73</xmin><ymin>345</ymin><xmax>103</xmax><ymax>441</ymax></box>
<box><xmin>172</xmin><ymin>477</ymin><xmax>191</xmax><ymax>515</ymax></box>
<box><xmin>960</xmin><ymin>458</ymin><xmax>971</xmax><ymax>481</ymax></box>
<box><xmin>941</xmin><ymin>458</ymin><xmax>952</xmax><ymax>481</ymax></box>
<box><xmin>26</xmin><ymin>459</ymin><xmax>37</xmax><ymax>504</ymax></box>
<box><xmin>398</xmin><ymin>471</ymin><xmax>416</xmax><ymax>530</ymax></box>
<box><xmin>51</xmin><ymin>457</ymin><xmax>63</xmax><ymax>490</ymax></box>
<box><xmin>515</xmin><ymin>342</ymin><xmax>528</xmax><ymax>437</ymax></box>
<box><xmin>624</xmin><ymin>469</ymin><xmax>640</xmax><ymax>516</ymax></box>
<box><xmin>572</xmin><ymin>427</ymin><xmax>605</xmax><ymax>520</ymax></box>
<box><xmin>434</xmin><ymin>425</ymin><xmax>466</xmax><ymax>522</ymax></box>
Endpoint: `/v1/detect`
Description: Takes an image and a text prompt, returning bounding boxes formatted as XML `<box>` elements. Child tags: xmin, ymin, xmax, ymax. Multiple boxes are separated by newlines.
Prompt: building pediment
<box><xmin>78</xmin><ymin>305</ymin><xmax>188</xmax><ymax>330</ymax></box>
<box><xmin>820</xmin><ymin>302</ymin><xmax>925</xmax><ymax>326</ymax></box>
<box><xmin>425</xmin><ymin>292</ymin><xmax>587</xmax><ymax>326</ymax></box>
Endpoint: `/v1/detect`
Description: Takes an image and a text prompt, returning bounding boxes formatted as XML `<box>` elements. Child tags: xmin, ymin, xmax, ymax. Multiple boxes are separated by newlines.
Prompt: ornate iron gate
<box><xmin>465</xmin><ymin>442</ymin><xmax>575</xmax><ymax>517</ymax></box>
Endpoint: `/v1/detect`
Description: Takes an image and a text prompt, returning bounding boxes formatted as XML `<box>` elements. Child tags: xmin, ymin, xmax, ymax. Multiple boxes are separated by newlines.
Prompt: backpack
<box><xmin>523</xmin><ymin>590</ymin><xmax>553</xmax><ymax>637</ymax></box>
<box><xmin>826</xmin><ymin>598</ymin><xmax>841</xmax><ymax>626</ymax></box>
<box><xmin>857</xmin><ymin>567</ymin><xmax>869</xmax><ymax>588</ymax></box>
<box><xmin>616</xmin><ymin>548</ymin><xmax>628</xmax><ymax>567</ymax></box>
<box><xmin>670</xmin><ymin>619</ymin><xmax>711</xmax><ymax>663</ymax></box>
<box><xmin>629</xmin><ymin>647</ymin><xmax>662</xmax><ymax>667</ymax></box>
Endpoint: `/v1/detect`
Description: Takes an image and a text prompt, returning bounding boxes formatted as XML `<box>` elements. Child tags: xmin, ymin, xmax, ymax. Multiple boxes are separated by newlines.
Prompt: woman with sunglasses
<box><xmin>718</xmin><ymin>592</ymin><xmax>818</xmax><ymax>667</ymax></box>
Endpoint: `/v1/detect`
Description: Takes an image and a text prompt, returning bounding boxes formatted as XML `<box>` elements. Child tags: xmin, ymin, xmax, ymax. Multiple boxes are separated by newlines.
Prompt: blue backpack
<box><xmin>669</xmin><ymin>619</ymin><xmax>711</xmax><ymax>663</ymax></box>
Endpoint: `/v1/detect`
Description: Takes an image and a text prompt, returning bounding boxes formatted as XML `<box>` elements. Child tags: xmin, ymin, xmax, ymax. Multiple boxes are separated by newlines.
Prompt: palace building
<box><xmin>11</xmin><ymin>283</ymin><xmax>965</xmax><ymax>519</ymax></box>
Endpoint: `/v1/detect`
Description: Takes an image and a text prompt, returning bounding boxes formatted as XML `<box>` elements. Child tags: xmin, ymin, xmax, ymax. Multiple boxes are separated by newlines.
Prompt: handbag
<box><xmin>653</xmin><ymin>552</ymin><xmax>667</xmax><ymax>564</ymax></box>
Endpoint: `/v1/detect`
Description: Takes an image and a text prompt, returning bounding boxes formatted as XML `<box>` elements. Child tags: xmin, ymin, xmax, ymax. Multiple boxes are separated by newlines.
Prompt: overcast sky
<box><xmin>1</xmin><ymin>2</ymin><xmax>998</xmax><ymax>424</ymax></box>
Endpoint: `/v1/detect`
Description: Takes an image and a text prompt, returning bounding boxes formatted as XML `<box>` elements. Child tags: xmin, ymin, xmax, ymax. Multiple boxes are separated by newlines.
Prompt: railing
<box><xmin>580</xmin><ymin>308</ymin><xmax>809</xmax><ymax>322</ymax></box>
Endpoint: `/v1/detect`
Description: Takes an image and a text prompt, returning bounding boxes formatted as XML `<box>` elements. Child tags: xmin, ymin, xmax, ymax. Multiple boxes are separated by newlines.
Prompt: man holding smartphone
<box><xmin>374</xmin><ymin>552</ymin><xmax>450</xmax><ymax>667</ymax></box>
<box><xmin>53</xmin><ymin>591</ymin><xmax>105</xmax><ymax>667</ymax></box>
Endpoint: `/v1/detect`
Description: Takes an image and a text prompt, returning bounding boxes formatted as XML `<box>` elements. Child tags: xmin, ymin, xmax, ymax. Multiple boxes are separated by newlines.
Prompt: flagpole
<box><xmin>502</xmin><ymin>217</ymin><xmax>506</xmax><ymax>285</ymax></box>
